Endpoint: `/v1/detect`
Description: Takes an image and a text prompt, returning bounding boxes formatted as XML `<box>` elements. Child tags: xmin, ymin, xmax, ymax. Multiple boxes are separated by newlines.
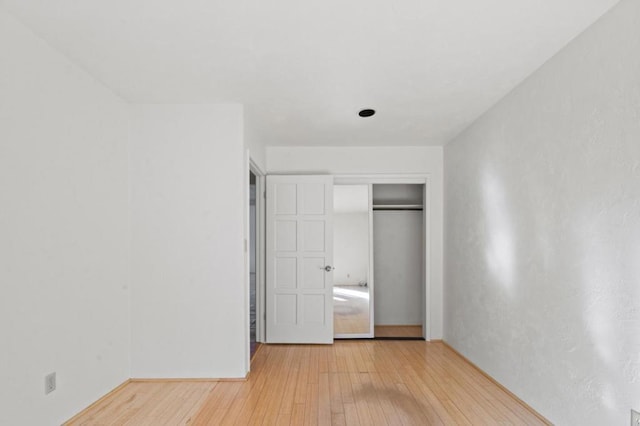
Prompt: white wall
<box><xmin>267</xmin><ymin>146</ymin><xmax>441</xmax><ymax>175</ymax></box>
<box><xmin>444</xmin><ymin>0</ymin><xmax>640</xmax><ymax>424</ymax></box>
<box><xmin>267</xmin><ymin>146</ymin><xmax>444</xmax><ymax>338</ymax></box>
<box><xmin>0</xmin><ymin>10</ymin><xmax>130</xmax><ymax>425</ymax></box>
<box><xmin>373</xmin><ymin>211</ymin><xmax>423</xmax><ymax>325</ymax></box>
<box><xmin>129</xmin><ymin>104</ymin><xmax>248</xmax><ymax>378</ymax></box>
<box><xmin>334</xmin><ymin>213</ymin><xmax>369</xmax><ymax>286</ymax></box>
<box><xmin>245</xmin><ymin>110</ymin><xmax>266</xmax><ymax>171</ymax></box>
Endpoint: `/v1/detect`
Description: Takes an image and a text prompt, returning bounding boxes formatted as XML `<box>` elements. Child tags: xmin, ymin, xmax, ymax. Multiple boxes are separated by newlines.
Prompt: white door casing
<box><xmin>266</xmin><ymin>175</ymin><xmax>334</xmax><ymax>343</ymax></box>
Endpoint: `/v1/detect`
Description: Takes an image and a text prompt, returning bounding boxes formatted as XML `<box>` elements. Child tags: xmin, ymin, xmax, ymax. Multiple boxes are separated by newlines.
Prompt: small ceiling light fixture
<box><xmin>358</xmin><ymin>108</ymin><xmax>376</xmax><ymax>118</ymax></box>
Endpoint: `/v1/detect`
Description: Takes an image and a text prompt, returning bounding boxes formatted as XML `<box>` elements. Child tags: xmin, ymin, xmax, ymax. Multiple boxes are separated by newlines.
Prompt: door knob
<box><xmin>324</xmin><ymin>265</ymin><xmax>334</xmax><ymax>272</ymax></box>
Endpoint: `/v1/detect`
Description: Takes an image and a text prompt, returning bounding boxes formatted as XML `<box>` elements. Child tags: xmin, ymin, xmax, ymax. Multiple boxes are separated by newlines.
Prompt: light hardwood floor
<box><xmin>374</xmin><ymin>325</ymin><xmax>423</xmax><ymax>338</ymax></box>
<box><xmin>66</xmin><ymin>341</ymin><xmax>549</xmax><ymax>425</ymax></box>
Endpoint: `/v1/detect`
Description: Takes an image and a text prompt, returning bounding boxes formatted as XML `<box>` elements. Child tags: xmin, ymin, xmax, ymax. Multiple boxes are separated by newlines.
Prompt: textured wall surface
<box><xmin>444</xmin><ymin>0</ymin><xmax>640</xmax><ymax>424</ymax></box>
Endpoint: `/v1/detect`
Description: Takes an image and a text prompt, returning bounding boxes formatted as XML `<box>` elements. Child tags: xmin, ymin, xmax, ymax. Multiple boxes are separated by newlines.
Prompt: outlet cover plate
<box><xmin>45</xmin><ymin>372</ymin><xmax>56</xmax><ymax>395</ymax></box>
<box><xmin>632</xmin><ymin>409</ymin><xmax>640</xmax><ymax>426</ymax></box>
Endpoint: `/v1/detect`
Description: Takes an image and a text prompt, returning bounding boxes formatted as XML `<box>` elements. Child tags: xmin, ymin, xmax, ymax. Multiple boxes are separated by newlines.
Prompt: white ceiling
<box><xmin>2</xmin><ymin>0</ymin><xmax>619</xmax><ymax>146</ymax></box>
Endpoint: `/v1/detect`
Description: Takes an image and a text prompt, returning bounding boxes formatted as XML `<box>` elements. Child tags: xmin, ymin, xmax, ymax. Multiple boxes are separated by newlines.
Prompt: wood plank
<box><xmin>374</xmin><ymin>325</ymin><xmax>422</xmax><ymax>338</ymax></box>
<box><xmin>64</xmin><ymin>341</ymin><xmax>550</xmax><ymax>425</ymax></box>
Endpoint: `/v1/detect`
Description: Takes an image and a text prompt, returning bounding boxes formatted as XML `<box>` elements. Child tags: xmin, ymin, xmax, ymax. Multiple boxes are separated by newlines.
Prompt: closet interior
<box><xmin>372</xmin><ymin>184</ymin><xmax>424</xmax><ymax>338</ymax></box>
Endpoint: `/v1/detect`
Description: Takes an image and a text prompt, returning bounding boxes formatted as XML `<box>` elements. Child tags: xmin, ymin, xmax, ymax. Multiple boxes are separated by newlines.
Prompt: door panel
<box><xmin>266</xmin><ymin>175</ymin><xmax>334</xmax><ymax>344</ymax></box>
<box><xmin>302</xmin><ymin>183</ymin><xmax>326</xmax><ymax>214</ymax></box>
<box><xmin>302</xmin><ymin>221</ymin><xmax>325</xmax><ymax>251</ymax></box>
<box><xmin>275</xmin><ymin>257</ymin><xmax>297</xmax><ymax>289</ymax></box>
<box><xmin>275</xmin><ymin>221</ymin><xmax>297</xmax><ymax>251</ymax></box>
<box><xmin>275</xmin><ymin>183</ymin><xmax>297</xmax><ymax>214</ymax></box>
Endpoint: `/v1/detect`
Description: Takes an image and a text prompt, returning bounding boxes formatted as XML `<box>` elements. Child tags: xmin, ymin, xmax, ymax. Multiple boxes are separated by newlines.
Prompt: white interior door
<box><xmin>266</xmin><ymin>175</ymin><xmax>334</xmax><ymax>343</ymax></box>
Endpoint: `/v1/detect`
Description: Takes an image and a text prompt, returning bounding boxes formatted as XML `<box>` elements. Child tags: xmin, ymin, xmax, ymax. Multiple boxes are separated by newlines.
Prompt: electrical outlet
<box><xmin>45</xmin><ymin>372</ymin><xmax>56</xmax><ymax>395</ymax></box>
<box><xmin>632</xmin><ymin>409</ymin><xmax>640</xmax><ymax>426</ymax></box>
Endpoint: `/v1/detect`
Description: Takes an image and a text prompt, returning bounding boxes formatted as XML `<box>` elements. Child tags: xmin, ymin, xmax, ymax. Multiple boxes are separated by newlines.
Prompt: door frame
<box><xmin>245</xmin><ymin>152</ymin><xmax>266</xmax><ymax>372</ymax></box>
<box><xmin>334</xmin><ymin>175</ymin><xmax>432</xmax><ymax>341</ymax></box>
<box><xmin>250</xmin><ymin>159</ymin><xmax>266</xmax><ymax>345</ymax></box>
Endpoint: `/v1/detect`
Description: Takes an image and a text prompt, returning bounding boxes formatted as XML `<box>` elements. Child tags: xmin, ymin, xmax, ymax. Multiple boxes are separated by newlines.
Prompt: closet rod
<box><xmin>373</xmin><ymin>204</ymin><xmax>423</xmax><ymax>211</ymax></box>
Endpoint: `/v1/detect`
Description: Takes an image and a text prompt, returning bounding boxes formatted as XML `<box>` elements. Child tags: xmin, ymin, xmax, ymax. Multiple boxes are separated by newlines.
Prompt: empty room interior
<box><xmin>1</xmin><ymin>0</ymin><xmax>639</xmax><ymax>424</ymax></box>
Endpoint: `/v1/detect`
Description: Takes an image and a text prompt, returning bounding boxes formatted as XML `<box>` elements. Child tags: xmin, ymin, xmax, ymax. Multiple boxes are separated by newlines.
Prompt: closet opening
<box><xmin>372</xmin><ymin>184</ymin><xmax>425</xmax><ymax>339</ymax></box>
<box><xmin>331</xmin><ymin>181</ymin><xmax>427</xmax><ymax>340</ymax></box>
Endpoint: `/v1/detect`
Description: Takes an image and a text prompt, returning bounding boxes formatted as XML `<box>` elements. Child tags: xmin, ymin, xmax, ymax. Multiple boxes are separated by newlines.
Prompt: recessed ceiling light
<box><xmin>358</xmin><ymin>109</ymin><xmax>376</xmax><ymax>117</ymax></box>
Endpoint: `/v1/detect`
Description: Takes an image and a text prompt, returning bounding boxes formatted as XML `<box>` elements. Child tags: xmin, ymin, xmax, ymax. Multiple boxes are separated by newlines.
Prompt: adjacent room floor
<box><xmin>66</xmin><ymin>341</ymin><xmax>548</xmax><ymax>425</ymax></box>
